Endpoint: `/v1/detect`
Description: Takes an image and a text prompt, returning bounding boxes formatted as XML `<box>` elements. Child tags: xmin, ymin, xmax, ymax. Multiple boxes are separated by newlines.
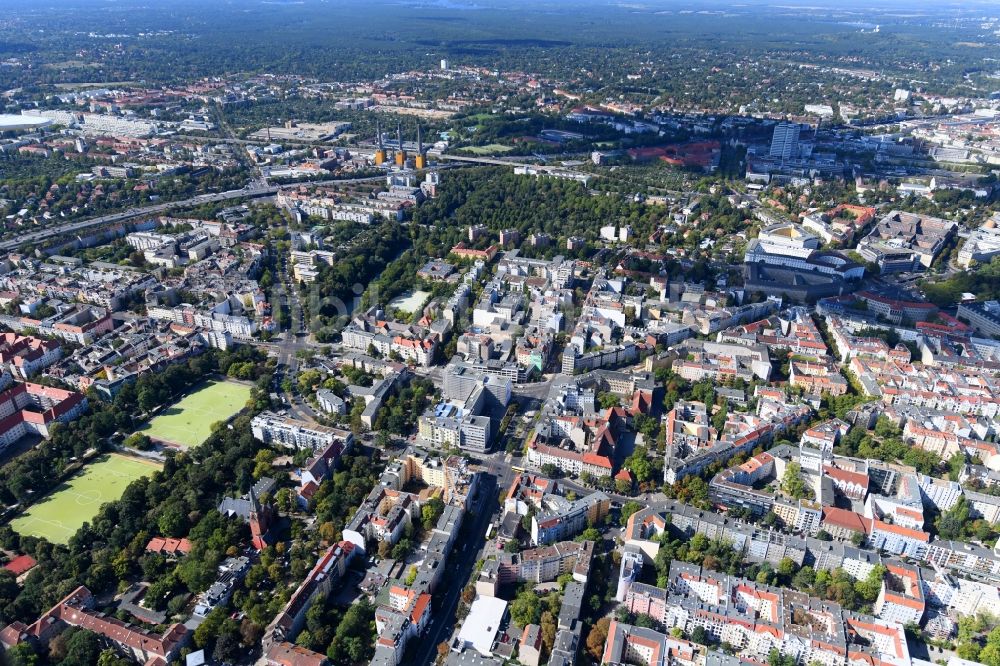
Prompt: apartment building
<box><xmin>850</xmin><ymin>356</ymin><xmax>1000</xmax><ymax>418</ymax></box>
<box><xmin>0</xmin><ymin>333</ymin><xmax>61</xmax><ymax>379</ymax></box>
<box><xmin>495</xmin><ymin>540</ymin><xmax>594</xmax><ymax>585</ymax></box>
<box><xmin>418</xmin><ymin>364</ymin><xmax>510</xmax><ymax>452</ymax></box>
<box><xmin>341</xmin><ymin>318</ymin><xmax>438</xmax><ymax>368</ymax></box>
<box><xmin>874</xmin><ymin>562</ymin><xmax>925</xmax><ymax>626</ymax></box>
<box><xmin>658</xmin><ymin>561</ymin><xmax>912</xmax><ymax>666</ymax></box>
<box><xmin>147</xmin><ymin>303</ymin><xmax>260</xmax><ymax>340</ymax></box>
<box><xmin>262</xmin><ymin>541</ymin><xmax>356</xmax><ymax>650</ymax></box>
<box><xmin>868</xmin><ymin>520</ymin><xmax>930</xmax><ymax>559</ymax></box>
<box><xmin>0</xmin><ymin>586</ymin><xmax>188</xmax><ymax>663</ymax></box>
<box><xmin>344</xmin><ymin>447</ymin><xmax>479</xmax><ymax>555</ymax></box>
<box><xmin>0</xmin><ymin>306</ymin><xmax>114</xmax><ymax>345</ymax></box>
<box><xmin>957</xmin><ymin>300</ymin><xmax>1000</xmax><ymax>338</ymax></box>
<box><xmin>251</xmin><ymin>412</ymin><xmax>353</xmax><ymax>452</ymax></box>
<box><xmin>673</xmin><ymin>340</ymin><xmax>772</xmax><ymax>383</ymax></box>
<box><xmin>193</xmin><ymin>556</ymin><xmax>251</xmax><ymax>617</ymax></box>
<box><xmin>0</xmin><ymin>382</ymin><xmax>88</xmax><ymax>451</ymax></box>
<box><xmin>602</xmin><ymin>620</ymin><xmax>668</xmax><ymax>666</ymax></box>
<box><xmin>531</xmin><ymin>491</ymin><xmax>610</xmax><ymax>545</ymax></box>
<box><xmin>526</xmin><ymin>407</ymin><xmax>628</xmax><ymax>479</ymax></box>
<box><xmin>789</xmin><ymin>359</ymin><xmax>848</xmax><ymax>396</ymax></box>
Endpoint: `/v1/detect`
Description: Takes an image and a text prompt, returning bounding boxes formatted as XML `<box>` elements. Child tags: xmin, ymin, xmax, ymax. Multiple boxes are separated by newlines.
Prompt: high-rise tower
<box><xmin>769</xmin><ymin>122</ymin><xmax>802</xmax><ymax>162</ymax></box>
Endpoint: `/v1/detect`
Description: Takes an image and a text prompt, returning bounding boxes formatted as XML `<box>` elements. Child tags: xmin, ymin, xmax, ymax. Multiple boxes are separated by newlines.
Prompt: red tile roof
<box><xmin>264</xmin><ymin>641</ymin><xmax>328</xmax><ymax>666</ymax></box>
<box><xmin>145</xmin><ymin>537</ymin><xmax>192</xmax><ymax>556</ymax></box>
<box><xmin>821</xmin><ymin>507</ymin><xmax>871</xmax><ymax>534</ymax></box>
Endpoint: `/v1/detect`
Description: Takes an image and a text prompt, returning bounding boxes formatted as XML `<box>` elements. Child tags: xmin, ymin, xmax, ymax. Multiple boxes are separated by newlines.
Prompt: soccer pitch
<box><xmin>10</xmin><ymin>454</ymin><xmax>162</xmax><ymax>544</ymax></box>
<box><xmin>463</xmin><ymin>143</ymin><xmax>513</xmax><ymax>155</ymax></box>
<box><xmin>139</xmin><ymin>380</ymin><xmax>252</xmax><ymax>448</ymax></box>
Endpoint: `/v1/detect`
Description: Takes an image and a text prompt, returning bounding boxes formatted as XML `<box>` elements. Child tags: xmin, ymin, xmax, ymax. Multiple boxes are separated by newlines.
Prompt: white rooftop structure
<box><xmin>753</xmin><ymin>223</ymin><xmax>821</xmax><ymax>259</ymax></box>
<box><xmin>456</xmin><ymin>596</ymin><xmax>508</xmax><ymax>656</ymax></box>
<box><xmin>0</xmin><ymin>114</ymin><xmax>52</xmax><ymax>131</ymax></box>
<box><xmin>957</xmin><ymin>214</ymin><xmax>1000</xmax><ymax>268</ymax></box>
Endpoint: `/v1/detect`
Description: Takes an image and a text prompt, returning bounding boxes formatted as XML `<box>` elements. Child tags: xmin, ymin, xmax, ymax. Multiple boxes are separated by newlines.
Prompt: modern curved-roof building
<box><xmin>0</xmin><ymin>114</ymin><xmax>52</xmax><ymax>132</ymax></box>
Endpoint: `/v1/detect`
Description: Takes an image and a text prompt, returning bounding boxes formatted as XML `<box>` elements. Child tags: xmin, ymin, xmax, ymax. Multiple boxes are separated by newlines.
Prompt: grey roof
<box><xmin>218</xmin><ymin>476</ymin><xmax>275</xmax><ymax>520</ymax></box>
<box><xmin>558</xmin><ymin>581</ymin><xmax>586</xmax><ymax>629</ymax></box>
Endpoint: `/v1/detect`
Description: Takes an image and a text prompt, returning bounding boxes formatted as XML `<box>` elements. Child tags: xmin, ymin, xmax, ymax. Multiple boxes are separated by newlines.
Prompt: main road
<box><xmin>410</xmin><ymin>470</ymin><xmax>502</xmax><ymax>666</ymax></box>
<box><xmin>0</xmin><ymin>168</ymin><xmax>433</xmax><ymax>253</ymax></box>
<box><xmin>0</xmin><ymin>186</ymin><xmax>279</xmax><ymax>252</ymax></box>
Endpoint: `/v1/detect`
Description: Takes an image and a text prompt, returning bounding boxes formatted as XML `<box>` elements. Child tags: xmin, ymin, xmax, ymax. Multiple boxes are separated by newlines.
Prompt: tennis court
<box><xmin>139</xmin><ymin>380</ymin><xmax>252</xmax><ymax>448</ymax></box>
<box><xmin>10</xmin><ymin>454</ymin><xmax>162</xmax><ymax>544</ymax></box>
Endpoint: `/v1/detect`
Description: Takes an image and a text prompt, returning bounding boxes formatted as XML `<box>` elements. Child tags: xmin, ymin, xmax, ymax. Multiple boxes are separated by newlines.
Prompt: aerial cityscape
<box><xmin>0</xmin><ymin>0</ymin><xmax>1000</xmax><ymax>665</ymax></box>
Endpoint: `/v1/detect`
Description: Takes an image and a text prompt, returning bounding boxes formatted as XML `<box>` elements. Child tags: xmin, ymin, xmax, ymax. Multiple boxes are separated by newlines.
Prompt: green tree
<box><xmin>855</xmin><ymin>565</ymin><xmax>886</xmax><ymax>604</ymax></box>
<box><xmin>4</xmin><ymin>643</ymin><xmax>39</xmax><ymax>666</ymax></box>
<box><xmin>97</xmin><ymin>649</ymin><xmax>134</xmax><ymax>666</ymax></box>
<box><xmin>781</xmin><ymin>462</ymin><xmax>810</xmax><ymax>500</ymax></box>
<box><xmin>712</xmin><ymin>402</ymin><xmax>728</xmax><ymax>432</ymax></box>
<box><xmin>60</xmin><ymin>629</ymin><xmax>103</xmax><ymax>666</ymax></box>
<box><xmin>768</xmin><ymin>649</ymin><xmax>797</xmax><ymax>666</ymax></box>
<box><xmin>510</xmin><ymin>589</ymin><xmax>542</xmax><ymax>627</ymax></box>
<box><xmin>620</xmin><ymin>501</ymin><xmax>643</xmax><ymax>526</ymax></box>
<box><xmin>598</xmin><ymin>392</ymin><xmax>620</xmax><ymax>410</ymax></box>
<box><xmin>777</xmin><ymin>557</ymin><xmax>797</xmax><ymax>579</ymax></box>
<box><xmin>948</xmin><ymin>452</ymin><xmax>967</xmax><ymax>481</ymax></box>
<box><xmin>792</xmin><ymin>566</ymin><xmax>816</xmax><ymax>591</ymax></box>
<box><xmin>624</xmin><ymin>446</ymin><xmax>653</xmax><ymax>483</ymax></box>
<box><xmin>937</xmin><ymin>496</ymin><xmax>971</xmax><ymax>540</ymax></box>
<box><xmin>421</xmin><ymin>496</ymin><xmax>445</xmax><ymax>531</ymax></box>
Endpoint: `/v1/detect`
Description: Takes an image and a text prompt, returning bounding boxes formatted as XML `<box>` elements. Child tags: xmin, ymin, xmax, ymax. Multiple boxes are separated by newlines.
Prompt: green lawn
<box><xmin>10</xmin><ymin>454</ymin><xmax>162</xmax><ymax>544</ymax></box>
<box><xmin>462</xmin><ymin>143</ymin><xmax>514</xmax><ymax>155</ymax></box>
<box><xmin>139</xmin><ymin>379</ymin><xmax>252</xmax><ymax>448</ymax></box>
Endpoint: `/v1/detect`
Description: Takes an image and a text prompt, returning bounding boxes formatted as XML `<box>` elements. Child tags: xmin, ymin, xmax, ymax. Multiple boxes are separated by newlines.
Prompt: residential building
<box><xmin>0</xmin><ymin>382</ymin><xmax>88</xmax><ymax>451</ymax></box>
<box><xmin>957</xmin><ymin>301</ymin><xmax>1000</xmax><ymax>338</ymax></box>
<box><xmin>874</xmin><ymin>562</ymin><xmax>925</xmax><ymax>626</ymax></box>
<box><xmin>0</xmin><ymin>586</ymin><xmax>188</xmax><ymax>663</ymax></box>
<box><xmin>251</xmin><ymin>412</ymin><xmax>353</xmax><ymax>452</ymax></box>
<box><xmin>602</xmin><ymin>620</ymin><xmax>668</xmax><ymax>666</ymax></box>
<box><xmin>263</xmin><ymin>542</ymin><xmax>356</xmax><ymax>649</ymax></box>
<box><xmin>0</xmin><ymin>333</ymin><xmax>61</xmax><ymax>379</ymax></box>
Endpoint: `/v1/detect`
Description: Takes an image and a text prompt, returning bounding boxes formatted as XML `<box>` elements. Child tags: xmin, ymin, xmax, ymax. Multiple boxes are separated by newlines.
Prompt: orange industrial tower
<box><xmin>414</xmin><ymin>124</ymin><xmax>427</xmax><ymax>169</ymax></box>
<box><xmin>394</xmin><ymin>123</ymin><xmax>407</xmax><ymax>167</ymax></box>
<box><xmin>373</xmin><ymin>120</ymin><xmax>386</xmax><ymax>165</ymax></box>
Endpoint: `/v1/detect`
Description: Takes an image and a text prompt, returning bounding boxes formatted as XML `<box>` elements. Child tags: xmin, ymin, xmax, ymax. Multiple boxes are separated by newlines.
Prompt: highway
<box><xmin>0</xmin><ymin>167</ymin><xmax>427</xmax><ymax>253</ymax></box>
<box><xmin>437</xmin><ymin>153</ymin><xmax>573</xmax><ymax>169</ymax></box>
<box><xmin>0</xmin><ymin>186</ymin><xmax>279</xmax><ymax>251</ymax></box>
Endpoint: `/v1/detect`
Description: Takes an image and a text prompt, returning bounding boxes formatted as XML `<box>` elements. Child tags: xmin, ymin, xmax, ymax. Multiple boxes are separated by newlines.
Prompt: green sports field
<box><xmin>462</xmin><ymin>143</ymin><xmax>513</xmax><ymax>155</ymax></box>
<box><xmin>139</xmin><ymin>380</ymin><xmax>251</xmax><ymax>448</ymax></box>
<box><xmin>10</xmin><ymin>454</ymin><xmax>162</xmax><ymax>544</ymax></box>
